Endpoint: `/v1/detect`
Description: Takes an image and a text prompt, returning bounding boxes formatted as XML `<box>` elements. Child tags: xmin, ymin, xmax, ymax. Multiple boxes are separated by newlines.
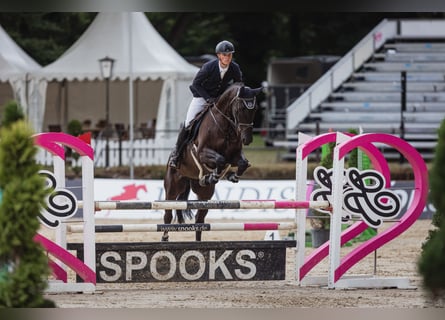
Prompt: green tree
<box><xmin>320</xmin><ymin>141</ymin><xmax>335</xmax><ymax>169</ymax></box>
<box><xmin>2</xmin><ymin>12</ymin><xmax>443</xmax><ymax>86</ymax></box>
<box><xmin>0</xmin><ymin>121</ymin><xmax>54</xmax><ymax>307</ymax></box>
<box><xmin>0</xmin><ymin>12</ymin><xmax>96</xmax><ymax>66</ymax></box>
<box><xmin>347</xmin><ymin>129</ymin><xmax>359</xmax><ymax>169</ymax></box>
<box><xmin>1</xmin><ymin>100</ymin><xmax>24</xmax><ymax>127</ymax></box>
<box><xmin>67</xmin><ymin>119</ymin><xmax>82</xmax><ymax>137</ymax></box>
<box><xmin>418</xmin><ymin>118</ymin><xmax>445</xmax><ymax>301</ymax></box>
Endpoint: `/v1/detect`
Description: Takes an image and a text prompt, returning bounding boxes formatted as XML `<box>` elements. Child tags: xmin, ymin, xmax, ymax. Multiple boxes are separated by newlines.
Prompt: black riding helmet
<box><xmin>215</xmin><ymin>40</ymin><xmax>235</xmax><ymax>54</ymax></box>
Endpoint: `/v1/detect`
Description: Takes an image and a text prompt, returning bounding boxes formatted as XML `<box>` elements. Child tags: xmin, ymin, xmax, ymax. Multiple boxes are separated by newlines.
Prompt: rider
<box><xmin>168</xmin><ymin>40</ymin><xmax>244</xmax><ymax>169</ymax></box>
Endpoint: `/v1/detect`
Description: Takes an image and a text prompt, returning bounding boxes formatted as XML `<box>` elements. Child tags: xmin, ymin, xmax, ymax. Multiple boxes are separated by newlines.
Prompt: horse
<box><xmin>163</xmin><ymin>82</ymin><xmax>262</xmax><ymax>241</ymax></box>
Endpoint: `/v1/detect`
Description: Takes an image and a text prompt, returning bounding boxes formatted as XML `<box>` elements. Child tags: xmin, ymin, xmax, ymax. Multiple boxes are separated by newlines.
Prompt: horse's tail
<box><xmin>182</xmin><ymin>208</ymin><xmax>194</xmax><ymax>221</ymax></box>
<box><xmin>175</xmin><ymin>181</ymin><xmax>194</xmax><ymax>221</ymax></box>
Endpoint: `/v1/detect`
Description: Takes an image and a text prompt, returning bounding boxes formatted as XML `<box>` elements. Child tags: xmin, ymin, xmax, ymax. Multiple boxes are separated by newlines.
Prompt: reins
<box><xmin>210</xmin><ymin>86</ymin><xmax>256</xmax><ymax>134</ymax></box>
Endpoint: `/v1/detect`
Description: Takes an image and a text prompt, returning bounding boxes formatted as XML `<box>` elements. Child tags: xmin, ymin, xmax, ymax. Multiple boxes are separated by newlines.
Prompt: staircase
<box><xmin>282</xmin><ymin>19</ymin><xmax>445</xmax><ymax>161</ymax></box>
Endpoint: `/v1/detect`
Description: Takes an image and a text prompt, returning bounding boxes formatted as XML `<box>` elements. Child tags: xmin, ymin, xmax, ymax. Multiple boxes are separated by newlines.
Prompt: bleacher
<box><xmin>282</xmin><ymin>20</ymin><xmax>445</xmax><ymax>161</ymax></box>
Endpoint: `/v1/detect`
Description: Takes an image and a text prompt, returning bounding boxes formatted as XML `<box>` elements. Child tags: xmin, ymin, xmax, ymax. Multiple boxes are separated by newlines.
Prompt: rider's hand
<box><xmin>206</xmin><ymin>97</ymin><xmax>216</xmax><ymax>104</ymax></box>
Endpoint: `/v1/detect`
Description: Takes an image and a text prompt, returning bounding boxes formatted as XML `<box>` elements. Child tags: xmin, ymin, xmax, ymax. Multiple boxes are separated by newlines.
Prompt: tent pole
<box><xmin>128</xmin><ymin>12</ymin><xmax>135</xmax><ymax>179</ymax></box>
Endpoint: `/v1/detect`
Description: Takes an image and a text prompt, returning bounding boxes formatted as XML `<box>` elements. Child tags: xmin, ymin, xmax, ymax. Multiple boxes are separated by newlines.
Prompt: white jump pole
<box><xmin>81</xmin><ymin>154</ymin><xmax>95</xmax><ymax>277</ymax></box>
<box><xmin>53</xmin><ymin>156</ymin><xmax>67</xmax><ymax>266</ymax></box>
<box><xmin>67</xmin><ymin>222</ymin><xmax>298</xmax><ymax>233</ymax></box>
<box><xmin>295</xmin><ymin>132</ymin><xmax>312</xmax><ymax>284</ymax></box>
<box><xmin>77</xmin><ymin>199</ymin><xmax>330</xmax><ymax>211</ymax></box>
<box><xmin>328</xmin><ymin>132</ymin><xmax>350</xmax><ymax>288</ymax></box>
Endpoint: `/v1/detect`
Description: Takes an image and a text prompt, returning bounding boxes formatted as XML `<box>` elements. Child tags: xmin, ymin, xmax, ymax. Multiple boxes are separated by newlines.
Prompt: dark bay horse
<box><xmin>163</xmin><ymin>83</ymin><xmax>262</xmax><ymax>241</ymax></box>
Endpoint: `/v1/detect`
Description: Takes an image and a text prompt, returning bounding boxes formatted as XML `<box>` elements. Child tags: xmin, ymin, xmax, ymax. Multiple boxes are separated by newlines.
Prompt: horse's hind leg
<box><xmin>163</xmin><ymin>167</ymin><xmax>189</xmax><ymax>241</ymax></box>
<box><xmin>175</xmin><ymin>185</ymin><xmax>192</xmax><ymax>224</ymax></box>
<box><xmin>162</xmin><ymin>209</ymin><xmax>172</xmax><ymax>242</ymax></box>
<box><xmin>191</xmin><ymin>181</ymin><xmax>215</xmax><ymax>241</ymax></box>
<box><xmin>194</xmin><ymin>209</ymin><xmax>208</xmax><ymax>241</ymax></box>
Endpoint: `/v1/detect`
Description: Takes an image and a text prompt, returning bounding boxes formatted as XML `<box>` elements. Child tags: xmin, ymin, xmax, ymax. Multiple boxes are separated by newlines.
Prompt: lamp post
<box><xmin>99</xmin><ymin>56</ymin><xmax>115</xmax><ymax>167</ymax></box>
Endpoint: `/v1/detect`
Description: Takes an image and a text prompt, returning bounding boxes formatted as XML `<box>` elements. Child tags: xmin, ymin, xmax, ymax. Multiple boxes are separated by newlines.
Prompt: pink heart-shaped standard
<box><xmin>333</xmin><ymin>133</ymin><xmax>428</xmax><ymax>282</ymax></box>
<box><xmin>299</xmin><ymin>132</ymin><xmax>390</xmax><ymax>280</ymax></box>
<box><xmin>298</xmin><ymin>132</ymin><xmax>427</xmax><ymax>283</ymax></box>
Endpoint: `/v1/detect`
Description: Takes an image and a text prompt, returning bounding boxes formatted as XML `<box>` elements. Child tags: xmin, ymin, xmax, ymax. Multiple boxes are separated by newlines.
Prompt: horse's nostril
<box><xmin>243</xmin><ymin>136</ymin><xmax>252</xmax><ymax>145</ymax></box>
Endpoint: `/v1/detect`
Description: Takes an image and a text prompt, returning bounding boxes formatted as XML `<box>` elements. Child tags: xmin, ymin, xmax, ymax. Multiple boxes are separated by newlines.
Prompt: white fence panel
<box><xmin>35</xmin><ymin>138</ymin><xmax>174</xmax><ymax>168</ymax></box>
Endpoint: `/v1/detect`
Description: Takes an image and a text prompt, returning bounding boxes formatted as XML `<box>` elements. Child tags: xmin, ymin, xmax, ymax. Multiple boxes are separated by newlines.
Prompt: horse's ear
<box><xmin>252</xmin><ymin>87</ymin><xmax>263</xmax><ymax>96</ymax></box>
<box><xmin>240</xmin><ymin>86</ymin><xmax>263</xmax><ymax>98</ymax></box>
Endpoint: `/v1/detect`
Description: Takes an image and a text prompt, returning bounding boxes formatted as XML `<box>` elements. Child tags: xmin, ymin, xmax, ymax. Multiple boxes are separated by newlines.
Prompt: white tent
<box><xmin>0</xmin><ymin>23</ymin><xmax>41</xmax><ymax>116</ymax></box>
<box><xmin>29</xmin><ymin>12</ymin><xmax>198</xmax><ymax>141</ymax></box>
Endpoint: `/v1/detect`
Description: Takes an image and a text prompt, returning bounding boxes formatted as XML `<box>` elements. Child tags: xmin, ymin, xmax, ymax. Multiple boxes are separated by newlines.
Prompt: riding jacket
<box><xmin>189</xmin><ymin>59</ymin><xmax>243</xmax><ymax>102</ymax></box>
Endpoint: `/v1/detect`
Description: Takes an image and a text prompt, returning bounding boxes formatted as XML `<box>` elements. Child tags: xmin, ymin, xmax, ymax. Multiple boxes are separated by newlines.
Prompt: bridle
<box><xmin>210</xmin><ymin>87</ymin><xmax>257</xmax><ymax>134</ymax></box>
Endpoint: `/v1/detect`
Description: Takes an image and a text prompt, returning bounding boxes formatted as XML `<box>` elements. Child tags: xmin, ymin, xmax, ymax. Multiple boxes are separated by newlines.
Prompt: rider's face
<box><xmin>217</xmin><ymin>52</ymin><xmax>233</xmax><ymax>68</ymax></box>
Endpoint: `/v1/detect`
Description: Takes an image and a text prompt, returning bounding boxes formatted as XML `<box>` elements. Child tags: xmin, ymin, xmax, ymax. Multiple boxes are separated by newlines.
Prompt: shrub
<box><xmin>0</xmin><ymin>121</ymin><xmax>54</xmax><ymax>307</ymax></box>
<box><xmin>418</xmin><ymin>118</ymin><xmax>445</xmax><ymax>300</ymax></box>
<box><xmin>1</xmin><ymin>100</ymin><xmax>24</xmax><ymax>127</ymax></box>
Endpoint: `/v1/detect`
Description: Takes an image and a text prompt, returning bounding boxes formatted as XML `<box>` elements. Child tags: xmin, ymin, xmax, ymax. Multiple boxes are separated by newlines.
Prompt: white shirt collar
<box><xmin>219</xmin><ymin>63</ymin><xmax>229</xmax><ymax>72</ymax></box>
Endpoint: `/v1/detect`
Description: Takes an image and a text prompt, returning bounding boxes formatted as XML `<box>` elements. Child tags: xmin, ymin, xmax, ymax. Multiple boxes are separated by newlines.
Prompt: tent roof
<box><xmin>0</xmin><ymin>24</ymin><xmax>41</xmax><ymax>82</ymax></box>
<box><xmin>33</xmin><ymin>12</ymin><xmax>198</xmax><ymax>81</ymax></box>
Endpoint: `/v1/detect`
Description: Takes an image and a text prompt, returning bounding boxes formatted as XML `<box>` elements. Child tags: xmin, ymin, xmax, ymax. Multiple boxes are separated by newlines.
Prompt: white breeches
<box><xmin>185</xmin><ymin>97</ymin><xmax>207</xmax><ymax>127</ymax></box>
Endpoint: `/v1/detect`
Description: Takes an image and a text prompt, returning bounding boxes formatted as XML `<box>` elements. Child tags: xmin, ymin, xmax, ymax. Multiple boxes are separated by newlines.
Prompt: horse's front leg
<box><xmin>197</xmin><ymin>147</ymin><xmax>226</xmax><ymax>186</ymax></box>
<box><xmin>227</xmin><ymin>151</ymin><xmax>250</xmax><ymax>183</ymax></box>
<box><xmin>236</xmin><ymin>150</ymin><xmax>250</xmax><ymax>176</ymax></box>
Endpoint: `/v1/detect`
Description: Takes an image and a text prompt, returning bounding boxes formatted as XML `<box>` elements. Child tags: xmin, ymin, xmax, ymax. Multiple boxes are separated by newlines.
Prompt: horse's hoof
<box><xmin>199</xmin><ymin>174</ymin><xmax>219</xmax><ymax>186</ymax></box>
<box><xmin>227</xmin><ymin>173</ymin><xmax>239</xmax><ymax>183</ymax></box>
<box><xmin>161</xmin><ymin>236</ymin><xmax>169</xmax><ymax>242</ymax></box>
<box><xmin>209</xmin><ymin>176</ymin><xmax>219</xmax><ymax>184</ymax></box>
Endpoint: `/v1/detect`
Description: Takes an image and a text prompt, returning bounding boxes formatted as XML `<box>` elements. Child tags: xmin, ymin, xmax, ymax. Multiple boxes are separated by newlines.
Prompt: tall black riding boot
<box><xmin>168</xmin><ymin>125</ymin><xmax>190</xmax><ymax>169</ymax></box>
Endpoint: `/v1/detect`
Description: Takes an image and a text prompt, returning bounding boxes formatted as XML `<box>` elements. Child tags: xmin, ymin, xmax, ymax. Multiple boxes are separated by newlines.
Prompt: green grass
<box><xmin>242</xmin><ymin>133</ymin><xmax>431</xmax><ymax>180</ymax></box>
<box><xmin>243</xmin><ymin>134</ymin><xmax>289</xmax><ymax>165</ymax></box>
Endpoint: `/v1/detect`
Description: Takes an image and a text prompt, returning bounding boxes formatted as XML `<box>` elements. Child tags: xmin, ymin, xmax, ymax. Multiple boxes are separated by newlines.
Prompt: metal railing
<box><xmin>286</xmin><ymin>18</ymin><xmax>445</xmax><ymax>133</ymax></box>
<box><xmin>286</xmin><ymin>19</ymin><xmax>396</xmax><ymax>132</ymax></box>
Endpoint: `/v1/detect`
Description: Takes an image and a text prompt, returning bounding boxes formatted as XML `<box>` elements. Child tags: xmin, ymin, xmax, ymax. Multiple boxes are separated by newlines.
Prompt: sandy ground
<box><xmin>42</xmin><ymin>219</ymin><xmax>444</xmax><ymax>308</ymax></box>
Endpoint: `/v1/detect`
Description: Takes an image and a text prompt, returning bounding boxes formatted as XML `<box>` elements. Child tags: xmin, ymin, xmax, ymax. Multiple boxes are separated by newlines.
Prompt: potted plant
<box><xmin>309</xmin><ymin>209</ymin><xmax>331</xmax><ymax>248</ymax></box>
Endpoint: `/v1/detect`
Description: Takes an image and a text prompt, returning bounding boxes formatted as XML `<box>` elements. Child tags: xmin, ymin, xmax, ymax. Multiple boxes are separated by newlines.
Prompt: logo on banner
<box><xmin>39</xmin><ymin>170</ymin><xmax>78</xmax><ymax>228</ymax></box>
<box><xmin>310</xmin><ymin>166</ymin><xmax>401</xmax><ymax>228</ymax></box>
<box><xmin>109</xmin><ymin>183</ymin><xmax>148</xmax><ymax>200</ymax></box>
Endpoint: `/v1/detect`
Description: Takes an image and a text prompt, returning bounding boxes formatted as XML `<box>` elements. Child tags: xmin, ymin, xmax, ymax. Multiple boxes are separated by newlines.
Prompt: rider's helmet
<box><xmin>215</xmin><ymin>40</ymin><xmax>235</xmax><ymax>54</ymax></box>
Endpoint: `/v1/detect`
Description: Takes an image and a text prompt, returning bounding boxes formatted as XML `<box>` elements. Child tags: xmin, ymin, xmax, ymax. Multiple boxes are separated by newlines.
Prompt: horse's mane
<box><xmin>217</xmin><ymin>82</ymin><xmax>244</xmax><ymax>109</ymax></box>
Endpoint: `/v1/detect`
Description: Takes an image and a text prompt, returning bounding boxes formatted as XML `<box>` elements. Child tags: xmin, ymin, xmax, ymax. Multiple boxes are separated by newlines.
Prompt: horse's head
<box><xmin>235</xmin><ymin>85</ymin><xmax>262</xmax><ymax>145</ymax></box>
<box><xmin>218</xmin><ymin>84</ymin><xmax>262</xmax><ymax>145</ymax></box>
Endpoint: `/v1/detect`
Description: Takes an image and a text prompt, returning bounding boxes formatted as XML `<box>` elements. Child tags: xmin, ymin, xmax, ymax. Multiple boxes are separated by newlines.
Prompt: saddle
<box><xmin>186</xmin><ymin>103</ymin><xmax>213</xmax><ymax>143</ymax></box>
<box><xmin>174</xmin><ymin>101</ymin><xmax>215</xmax><ymax>168</ymax></box>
